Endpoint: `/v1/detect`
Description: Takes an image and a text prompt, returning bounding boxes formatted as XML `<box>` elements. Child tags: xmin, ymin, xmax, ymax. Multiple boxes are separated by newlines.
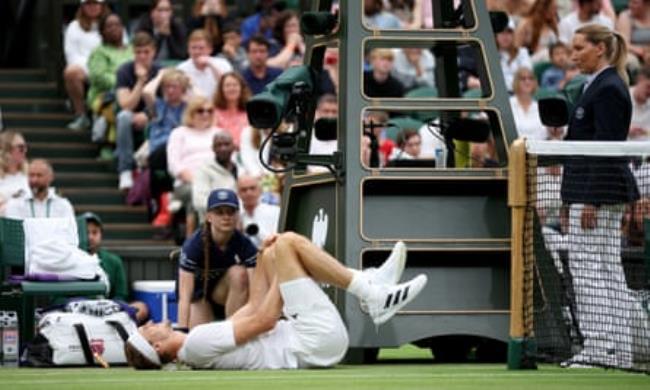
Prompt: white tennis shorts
<box><xmin>279</xmin><ymin>277</ymin><xmax>349</xmax><ymax>368</ymax></box>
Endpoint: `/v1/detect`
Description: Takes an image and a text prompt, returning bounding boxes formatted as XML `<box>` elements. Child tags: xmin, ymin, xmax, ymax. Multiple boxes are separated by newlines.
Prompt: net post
<box><xmin>507</xmin><ymin>138</ymin><xmax>536</xmax><ymax>369</ymax></box>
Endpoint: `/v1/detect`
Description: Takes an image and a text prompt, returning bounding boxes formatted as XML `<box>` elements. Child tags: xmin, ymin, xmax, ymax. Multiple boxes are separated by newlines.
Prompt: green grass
<box><xmin>0</xmin><ymin>346</ymin><xmax>648</xmax><ymax>390</ymax></box>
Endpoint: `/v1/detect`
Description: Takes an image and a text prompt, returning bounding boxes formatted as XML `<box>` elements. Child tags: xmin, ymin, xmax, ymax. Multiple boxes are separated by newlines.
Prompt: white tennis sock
<box><xmin>346</xmin><ymin>271</ymin><xmax>373</xmax><ymax>301</ymax></box>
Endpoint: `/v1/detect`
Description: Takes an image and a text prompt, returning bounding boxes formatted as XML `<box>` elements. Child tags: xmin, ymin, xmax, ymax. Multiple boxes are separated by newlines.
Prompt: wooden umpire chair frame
<box><xmin>0</xmin><ymin>216</ymin><xmax>107</xmax><ymax>356</ymax></box>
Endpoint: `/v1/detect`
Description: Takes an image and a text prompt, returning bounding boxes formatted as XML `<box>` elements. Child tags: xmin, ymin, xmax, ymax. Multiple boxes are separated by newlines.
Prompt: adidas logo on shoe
<box><xmin>367</xmin><ymin>274</ymin><xmax>427</xmax><ymax>325</ymax></box>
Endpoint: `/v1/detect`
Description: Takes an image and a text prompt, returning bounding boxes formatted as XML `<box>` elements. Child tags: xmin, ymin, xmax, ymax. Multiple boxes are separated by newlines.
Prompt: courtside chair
<box><xmin>0</xmin><ymin>216</ymin><xmax>106</xmax><ymax>355</ymax></box>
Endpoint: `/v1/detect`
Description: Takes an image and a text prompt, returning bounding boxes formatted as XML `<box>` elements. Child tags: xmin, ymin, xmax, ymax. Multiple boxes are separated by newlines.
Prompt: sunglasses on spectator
<box><xmin>196</xmin><ymin>108</ymin><xmax>214</xmax><ymax>115</ymax></box>
<box><xmin>12</xmin><ymin>144</ymin><xmax>27</xmax><ymax>152</ymax></box>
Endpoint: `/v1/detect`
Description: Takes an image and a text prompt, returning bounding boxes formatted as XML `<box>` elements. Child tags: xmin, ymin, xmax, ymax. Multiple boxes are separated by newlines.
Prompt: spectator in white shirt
<box><xmin>510</xmin><ymin>67</ymin><xmax>547</xmax><ymax>140</ymax></box>
<box><xmin>497</xmin><ymin>19</ymin><xmax>533</xmax><ymax>93</ymax></box>
<box><xmin>308</xmin><ymin>93</ymin><xmax>338</xmax><ymax>173</ymax></box>
<box><xmin>63</xmin><ymin>0</ymin><xmax>109</xmax><ymax>131</ymax></box>
<box><xmin>5</xmin><ymin>159</ymin><xmax>75</xmax><ymax>220</ymax></box>
<box><xmin>237</xmin><ymin>174</ymin><xmax>280</xmax><ymax>248</ymax></box>
<box><xmin>558</xmin><ymin>0</ymin><xmax>615</xmax><ymax>44</ymax></box>
<box><xmin>177</xmin><ymin>29</ymin><xmax>233</xmax><ymax>99</ymax></box>
<box><xmin>629</xmin><ymin>65</ymin><xmax>650</xmax><ymax>140</ymax></box>
<box><xmin>0</xmin><ymin>132</ymin><xmax>29</xmax><ymax>216</ymax></box>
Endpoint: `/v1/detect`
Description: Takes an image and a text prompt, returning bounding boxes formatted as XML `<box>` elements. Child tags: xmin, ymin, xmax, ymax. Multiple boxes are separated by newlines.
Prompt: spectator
<box><xmin>187</xmin><ymin>0</ymin><xmax>232</xmax><ymax>55</ymax></box>
<box><xmin>5</xmin><ymin>159</ymin><xmax>75</xmax><ymax>220</ymax></box>
<box><xmin>488</xmin><ymin>0</ymin><xmax>534</xmax><ymax>23</ymax></box>
<box><xmin>558</xmin><ymin>0</ymin><xmax>614</xmax><ymax>44</ymax></box>
<box><xmin>363</xmin><ymin>49</ymin><xmax>406</xmax><ymax>98</ymax></box>
<box><xmin>192</xmin><ymin>132</ymin><xmax>238</xmax><ymax>223</ymax></box>
<box><xmin>364</xmin><ymin>0</ymin><xmax>402</xmax><ymax>29</ymax></box>
<box><xmin>134</xmin><ymin>0</ymin><xmax>187</xmax><ymax>61</ymax></box>
<box><xmin>510</xmin><ymin>67</ymin><xmax>546</xmax><ymax>140</ymax></box>
<box><xmin>238</xmin><ymin>126</ymin><xmax>272</xmax><ymax>177</ymax></box>
<box><xmin>213</xmin><ymin>72</ymin><xmax>252</xmax><ymax>149</ymax></box>
<box><xmin>267</xmin><ymin>10</ymin><xmax>305</xmax><ymax>69</ymax></box>
<box><xmin>616</xmin><ymin>0</ymin><xmax>650</xmax><ymax>71</ymax></box>
<box><xmin>242</xmin><ymin>35</ymin><xmax>283</xmax><ymax>95</ymax></box>
<box><xmin>237</xmin><ymin>174</ymin><xmax>280</xmax><ymax>248</ymax></box>
<box><xmin>515</xmin><ymin>0</ymin><xmax>560</xmax><ymax>62</ymax></box>
<box><xmin>409</xmin><ymin>0</ymin><xmax>434</xmax><ymax>29</ymax></box>
<box><xmin>362</xmin><ymin>110</ymin><xmax>395</xmax><ymax>167</ymax></box>
<box><xmin>177</xmin><ymin>188</ymin><xmax>256</xmax><ymax>329</ymax></box>
<box><xmin>540</xmin><ymin>41</ymin><xmax>571</xmax><ymax>90</ymax></box>
<box><xmin>0</xmin><ymin>131</ymin><xmax>29</xmax><ymax>215</ymax></box>
<box><xmin>308</xmin><ymin>93</ymin><xmax>339</xmax><ymax>173</ymax></box>
<box><xmin>115</xmin><ymin>32</ymin><xmax>162</xmax><ymax>191</ymax></box>
<box><xmin>177</xmin><ymin>29</ymin><xmax>232</xmax><ymax>99</ymax></box>
<box><xmin>82</xmin><ymin>211</ymin><xmax>149</xmax><ymax>324</ymax></box>
<box><xmin>322</xmin><ymin>47</ymin><xmax>340</xmax><ymax>95</ymax></box>
<box><xmin>391</xmin><ymin>47</ymin><xmax>435</xmax><ymax>92</ymax></box>
<box><xmin>142</xmin><ymin>68</ymin><xmax>190</xmax><ymax>226</ymax></box>
<box><xmin>240</xmin><ymin>0</ymin><xmax>285</xmax><ymax>47</ymax></box>
<box><xmin>388</xmin><ymin>129</ymin><xmax>422</xmax><ymax>161</ymax></box>
<box><xmin>497</xmin><ymin>19</ymin><xmax>533</xmax><ymax>93</ymax></box>
<box><xmin>167</xmin><ymin>95</ymin><xmax>222</xmax><ymax>234</ymax></box>
<box><xmin>86</xmin><ymin>13</ymin><xmax>133</xmax><ymax>150</ymax></box>
<box><xmin>629</xmin><ymin>65</ymin><xmax>650</xmax><ymax>140</ymax></box>
<box><xmin>216</xmin><ymin>23</ymin><xmax>249</xmax><ymax>73</ymax></box>
<box><xmin>63</xmin><ymin>0</ymin><xmax>110</xmax><ymax>131</ymax></box>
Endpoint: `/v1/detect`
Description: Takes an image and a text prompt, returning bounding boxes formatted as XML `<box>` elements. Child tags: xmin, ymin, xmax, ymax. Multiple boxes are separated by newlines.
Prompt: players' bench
<box><xmin>0</xmin><ymin>216</ymin><xmax>107</xmax><ymax>355</ymax></box>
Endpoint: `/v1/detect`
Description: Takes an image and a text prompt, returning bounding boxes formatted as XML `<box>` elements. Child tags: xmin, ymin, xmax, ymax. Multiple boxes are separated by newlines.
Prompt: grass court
<box><xmin>1</xmin><ymin>346</ymin><xmax>648</xmax><ymax>390</ymax></box>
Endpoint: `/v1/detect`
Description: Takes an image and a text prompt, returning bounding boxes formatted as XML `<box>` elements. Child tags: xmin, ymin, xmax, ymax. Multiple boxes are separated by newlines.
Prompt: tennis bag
<box><xmin>23</xmin><ymin>300</ymin><xmax>138</xmax><ymax>366</ymax></box>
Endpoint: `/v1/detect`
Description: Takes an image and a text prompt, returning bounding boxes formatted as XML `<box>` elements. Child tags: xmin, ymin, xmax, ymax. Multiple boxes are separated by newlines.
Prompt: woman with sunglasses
<box><xmin>167</xmin><ymin>95</ymin><xmax>222</xmax><ymax>235</ymax></box>
<box><xmin>176</xmin><ymin>188</ymin><xmax>257</xmax><ymax>331</ymax></box>
<box><xmin>0</xmin><ymin>131</ymin><xmax>30</xmax><ymax>216</ymax></box>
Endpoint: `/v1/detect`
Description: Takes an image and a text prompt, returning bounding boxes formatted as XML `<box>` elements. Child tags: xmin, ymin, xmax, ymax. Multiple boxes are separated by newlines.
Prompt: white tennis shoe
<box><xmin>364</xmin><ymin>241</ymin><xmax>407</xmax><ymax>285</ymax></box>
<box><xmin>366</xmin><ymin>274</ymin><xmax>428</xmax><ymax>326</ymax></box>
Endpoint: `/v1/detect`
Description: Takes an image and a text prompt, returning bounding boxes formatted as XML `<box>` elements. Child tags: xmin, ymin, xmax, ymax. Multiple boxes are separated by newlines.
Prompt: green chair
<box><xmin>405</xmin><ymin>86</ymin><xmax>439</xmax><ymax>121</ymax></box>
<box><xmin>385</xmin><ymin>116</ymin><xmax>425</xmax><ymax>142</ymax></box>
<box><xmin>612</xmin><ymin>0</ymin><xmax>629</xmax><ymax>14</ymax></box>
<box><xmin>0</xmin><ymin>217</ymin><xmax>106</xmax><ymax>354</ymax></box>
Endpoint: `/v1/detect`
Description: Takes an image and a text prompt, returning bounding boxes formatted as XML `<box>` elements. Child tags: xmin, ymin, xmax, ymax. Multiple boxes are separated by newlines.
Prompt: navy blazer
<box><xmin>561</xmin><ymin>67</ymin><xmax>640</xmax><ymax>205</ymax></box>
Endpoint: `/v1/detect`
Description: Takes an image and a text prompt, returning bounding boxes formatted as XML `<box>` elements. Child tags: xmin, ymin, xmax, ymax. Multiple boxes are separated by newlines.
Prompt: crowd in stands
<box><xmin>6</xmin><ymin>0</ymin><xmax>650</xmax><ymax>240</ymax></box>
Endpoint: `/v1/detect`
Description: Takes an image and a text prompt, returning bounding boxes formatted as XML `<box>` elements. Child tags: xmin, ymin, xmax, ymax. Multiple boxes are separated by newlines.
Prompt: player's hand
<box><xmin>581</xmin><ymin>204</ymin><xmax>597</xmax><ymax>230</ymax></box>
<box><xmin>261</xmin><ymin>234</ymin><xmax>279</xmax><ymax>250</ymax></box>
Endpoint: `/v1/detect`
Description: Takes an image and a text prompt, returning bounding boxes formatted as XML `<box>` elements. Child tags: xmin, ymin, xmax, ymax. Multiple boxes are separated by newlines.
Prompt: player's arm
<box><xmin>177</xmin><ymin>268</ymin><xmax>195</xmax><ymax>329</ymax></box>
<box><xmin>231</xmin><ymin>276</ymin><xmax>282</xmax><ymax>345</ymax></box>
<box><xmin>229</xmin><ymin>249</ymin><xmax>272</xmax><ymax>321</ymax></box>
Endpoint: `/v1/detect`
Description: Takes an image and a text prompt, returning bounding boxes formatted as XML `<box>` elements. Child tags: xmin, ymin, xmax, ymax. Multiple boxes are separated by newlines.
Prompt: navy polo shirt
<box><xmin>179</xmin><ymin>230</ymin><xmax>257</xmax><ymax>282</ymax></box>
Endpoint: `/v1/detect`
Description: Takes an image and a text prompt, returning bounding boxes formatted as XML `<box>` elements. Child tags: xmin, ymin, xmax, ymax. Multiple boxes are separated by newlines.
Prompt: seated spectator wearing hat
<box><xmin>83</xmin><ymin>212</ymin><xmax>149</xmax><ymax>324</ymax></box>
<box><xmin>177</xmin><ymin>188</ymin><xmax>257</xmax><ymax>330</ymax></box>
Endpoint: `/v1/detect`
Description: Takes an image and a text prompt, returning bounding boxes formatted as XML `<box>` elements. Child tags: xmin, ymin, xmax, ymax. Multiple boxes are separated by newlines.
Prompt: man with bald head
<box><xmin>192</xmin><ymin>131</ymin><xmax>238</xmax><ymax>222</ymax></box>
<box><xmin>238</xmin><ymin>174</ymin><xmax>279</xmax><ymax>248</ymax></box>
<box><xmin>5</xmin><ymin>159</ymin><xmax>75</xmax><ymax>219</ymax></box>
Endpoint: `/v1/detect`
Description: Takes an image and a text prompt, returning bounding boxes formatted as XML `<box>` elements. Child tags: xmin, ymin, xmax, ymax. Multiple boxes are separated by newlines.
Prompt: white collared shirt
<box><xmin>582</xmin><ymin>65</ymin><xmax>612</xmax><ymax>93</ymax></box>
<box><xmin>5</xmin><ymin>187</ymin><xmax>75</xmax><ymax>220</ymax></box>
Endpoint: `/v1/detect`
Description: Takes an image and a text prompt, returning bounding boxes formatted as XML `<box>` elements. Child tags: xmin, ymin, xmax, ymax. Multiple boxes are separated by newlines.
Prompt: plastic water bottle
<box><xmin>435</xmin><ymin>146</ymin><xmax>447</xmax><ymax>168</ymax></box>
<box><xmin>1</xmin><ymin>311</ymin><xmax>19</xmax><ymax>367</ymax></box>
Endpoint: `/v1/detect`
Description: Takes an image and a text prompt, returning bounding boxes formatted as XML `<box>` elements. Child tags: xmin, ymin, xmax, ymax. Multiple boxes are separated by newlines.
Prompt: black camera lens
<box><xmin>245</xmin><ymin>224</ymin><xmax>259</xmax><ymax>236</ymax></box>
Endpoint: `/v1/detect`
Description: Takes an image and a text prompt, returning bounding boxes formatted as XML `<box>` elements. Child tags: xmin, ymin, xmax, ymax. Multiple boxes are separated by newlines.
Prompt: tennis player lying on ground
<box><xmin>125</xmin><ymin>232</ymin><xmax>427</xmax><ymax>369</ymax></box>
